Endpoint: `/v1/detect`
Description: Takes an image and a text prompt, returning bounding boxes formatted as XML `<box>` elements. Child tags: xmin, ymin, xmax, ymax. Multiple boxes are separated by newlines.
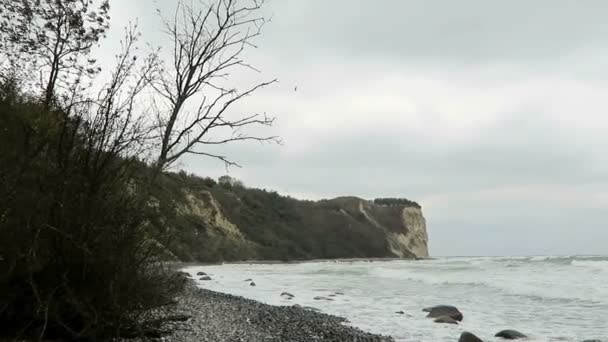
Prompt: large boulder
<box><xmin>459</xmin><ymin>332</ymin><xmax>484</xmax><ymax>342</ymax></box>
<box><xmin>433</xmin><ymin>315</ymin><xmax>458</xmax><ymax>324</ymax></box>
<box><xmin>495</xmin><ymin>330</ymin><xmax>527</xmax><ymax>339</ymax></box>
<box><xmin>423</xmin><ymin>305</ymin><xmax>463</xmax><ymax>321</ymax></box>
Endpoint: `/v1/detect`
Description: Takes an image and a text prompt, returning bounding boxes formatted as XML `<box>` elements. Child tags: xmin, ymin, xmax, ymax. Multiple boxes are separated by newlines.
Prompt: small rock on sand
<box><xmin>196</xmin><ymin>272</ymin><xmax>206</xmax><ymax>276</ymax></box>
<box><xmin>199</xmin><ymin>276</ymin><xmax>212</xmax><ymax>281</ymax></box>
<box><xmin>249</xmin><ymin>282</ymin><xmax>256</xmax><ymax>286</ymax></box>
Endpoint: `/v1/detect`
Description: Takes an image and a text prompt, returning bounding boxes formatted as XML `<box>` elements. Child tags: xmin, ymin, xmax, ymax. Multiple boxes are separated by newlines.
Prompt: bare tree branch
<box><xmin>151</xmin><ymin>0</ymin><xmax>278</xmax><ymax>173</ymax></box>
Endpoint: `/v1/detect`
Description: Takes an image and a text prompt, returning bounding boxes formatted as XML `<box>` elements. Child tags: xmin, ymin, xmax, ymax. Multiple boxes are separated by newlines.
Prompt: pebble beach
<box><xmin>128</xmin><ymin>282</ymin><xmax>394</xmax><ymax>342</ymax></box>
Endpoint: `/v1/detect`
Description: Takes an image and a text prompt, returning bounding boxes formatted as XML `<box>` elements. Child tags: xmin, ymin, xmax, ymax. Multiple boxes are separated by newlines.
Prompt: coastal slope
<box><xmin>155</xmin><ymin>173</ymin><xmax>429</xmax><ymax>262</ymax></box>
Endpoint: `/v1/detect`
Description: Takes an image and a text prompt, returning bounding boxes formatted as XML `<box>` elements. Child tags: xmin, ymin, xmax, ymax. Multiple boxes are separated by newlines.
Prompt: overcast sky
<box><xmin>103</xmin><ymin>0</ymin><xmax>608</xmax><ymax>256</ymax></box>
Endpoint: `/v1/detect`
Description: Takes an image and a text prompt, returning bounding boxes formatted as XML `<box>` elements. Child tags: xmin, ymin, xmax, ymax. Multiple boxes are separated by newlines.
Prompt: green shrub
<box><xmin>0</xmin><ymin>83</ymin><xmax>182</xmax><ymax>340</ymax></box>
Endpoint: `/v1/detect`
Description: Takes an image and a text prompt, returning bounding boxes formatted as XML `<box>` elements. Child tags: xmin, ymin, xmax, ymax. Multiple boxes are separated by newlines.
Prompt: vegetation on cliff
<box><xmin>156</xmin><ymin>172</ymin><xmax>424</xmax><ymax>263</ymax></box>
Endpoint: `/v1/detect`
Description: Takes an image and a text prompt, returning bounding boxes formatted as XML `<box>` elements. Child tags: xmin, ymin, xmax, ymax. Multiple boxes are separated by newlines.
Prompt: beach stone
<box><xmin>199</xmin><ymin>276</ymin><xmax>212</xmax><ymax>280</ymax></box>
<box><xmin>313</xmin><ymin>296</ymin><xmax>334</xmax><ymax>301</ymax></box>
<box><xmin>433</xmin><ymin>315</ymin><xmax>459</xmax><ymax>324</ymax></box>
<box><xmin>244</xmin><ymin>278</ymin><xmax>252</xmax><ymax>281</ymax></box>
<box><xmin>395</xmin><ymin>311</ymin><xmax>405</xmax><ymax>314</ymax></box>
<box><xmin>582</xmin><ymin>340</ymin><xmax>602</xmax><ymax>342</ymax></box>
<box><xmin>495</xmin><ymin>330</ymin><xmax>527</xmax><ymax>339</ymax></box>
<box><xmin>281</xmin><ymin>292</ymin><xmax>294</xmax><ymax>299</ymax></box>
<box><xmin>250</xmin><ymin>281</ymin><xmax>256</xmax><ymax>286</ymax></box>
<box><xmin>459</xmin><ymin>332</ymin><xmax>484</xmax><ymax>342</ymax></box>
<box><xmin>424</xmin><ymin>305</ymin><xmax>463</xmax><ymax>321</ymax></box>
<box><xmin>196</xmin><ymin>271</ymin><xmax>206</xmax><ymax>276</ymax></box>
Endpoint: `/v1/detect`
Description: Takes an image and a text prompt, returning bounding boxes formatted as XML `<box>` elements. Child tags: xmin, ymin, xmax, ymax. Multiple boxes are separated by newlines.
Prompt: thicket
<box><xmin>373</xmin><ymin>197</ymin><xmax>421</xmax><ymax>208</ymax></box>
<box><xmin>0</xmin><ymin>72</ymin><xmax>186</xmax><ymax>340</ymax></box>
<box><xmin>0</xmin><ymin>0</ymin><xmax>275</xmax><ymax>339</ymax></box>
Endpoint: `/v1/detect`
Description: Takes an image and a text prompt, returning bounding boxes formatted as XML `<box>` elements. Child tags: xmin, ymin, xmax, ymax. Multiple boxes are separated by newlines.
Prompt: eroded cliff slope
<box><xmin>157</xmin><ymin>174</ymin><xmax>429</xmax><ymax>262</ymax></box>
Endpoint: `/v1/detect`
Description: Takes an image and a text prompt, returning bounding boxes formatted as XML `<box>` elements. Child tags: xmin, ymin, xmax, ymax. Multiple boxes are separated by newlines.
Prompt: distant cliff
<box><xmin>153</xmin><ymin>173</ymin><xmax>429</xmax><ymax>262</ymax></box>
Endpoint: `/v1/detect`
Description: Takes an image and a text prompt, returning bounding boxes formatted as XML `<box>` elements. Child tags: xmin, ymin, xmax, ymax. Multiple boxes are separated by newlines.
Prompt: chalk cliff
<box><xmin>158</xmin><ymin>175</ymin><xmax>429</xmax><ymax>262</ymax></box>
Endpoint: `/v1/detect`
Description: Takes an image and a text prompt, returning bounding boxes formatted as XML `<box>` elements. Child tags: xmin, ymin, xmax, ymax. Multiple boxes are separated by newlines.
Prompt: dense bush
<box><xmin>0</xmin><ymin>81</ymin><xmax>183</xmax><ymax>340</ymax></box>
<box><xmin>373</xmin><ymin>197</ymin><xmax>421</xmax><ymax>208</ymax></box>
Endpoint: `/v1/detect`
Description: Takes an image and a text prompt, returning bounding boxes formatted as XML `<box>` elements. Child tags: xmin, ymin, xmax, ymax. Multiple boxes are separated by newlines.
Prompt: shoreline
<box><xmin>166</xmin><ymin>256</ymin><xmax>433</xmax><ymax>270</ymax></box>
<box><xmin>129</xmin><ymin>279</ymin><xmax>394</xmax><ymax>342</ymax></box>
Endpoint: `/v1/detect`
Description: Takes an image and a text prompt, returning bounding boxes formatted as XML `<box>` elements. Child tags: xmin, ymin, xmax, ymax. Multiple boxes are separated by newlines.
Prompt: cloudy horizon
<box><xmin>103</xmin><ymin>0</ymin><xmax>608</xmax><ymax>256</ymax></box>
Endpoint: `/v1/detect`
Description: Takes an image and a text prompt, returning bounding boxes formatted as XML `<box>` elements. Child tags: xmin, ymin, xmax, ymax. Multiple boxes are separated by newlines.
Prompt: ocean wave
<box><xmin>369</xmin><ymin>258</ymin><xmax>608</xmax><ymax>305</ymax></box>
<box><xmin>437</xmin><ymin>255</ymin><xmax>608</xmax><ymax>267</ymax></box>
<box><xmin>571</xmin><ymin>259</ymin><xmax>608</xmax><ymax>271</ymax></box>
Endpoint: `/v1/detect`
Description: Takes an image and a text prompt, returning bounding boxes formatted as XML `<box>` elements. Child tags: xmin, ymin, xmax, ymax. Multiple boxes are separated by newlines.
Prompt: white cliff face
<box><xmin>398</xmin><ymin>207</ymin><xmax>429</xmax><ymax>257</ymax></box>
<box><xmin>358</xmin><ymin>201</ymin><xmax>430</xmax><ymax>258</ymax></box>
<box><xmin>178</xmin><ymin>190</ymin><xmax>253</xmax><ymax>244</ymax></box>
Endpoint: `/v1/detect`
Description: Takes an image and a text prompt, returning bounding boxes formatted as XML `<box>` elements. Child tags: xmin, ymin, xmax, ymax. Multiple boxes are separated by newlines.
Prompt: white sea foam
<box><xmin>185</xmin><ymin>256</ymin><xmax>608</xmax><ymax>342</ymax></box>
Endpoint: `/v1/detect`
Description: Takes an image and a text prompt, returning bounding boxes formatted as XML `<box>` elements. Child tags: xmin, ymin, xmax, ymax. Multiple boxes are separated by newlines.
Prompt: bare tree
<box><xmin>151</xmin><ymin>0</ymin><xmax>279</xmax><ymax>173</ymax></box>
<box><xmin>0</xmin><ymin>0</ymin><xmax>110</xmax><ymax>108</ymax></box>
<box><xmin>87</xmin><ymin>25</ymin><xmax>156</xmax><ymax>160</ymax></box>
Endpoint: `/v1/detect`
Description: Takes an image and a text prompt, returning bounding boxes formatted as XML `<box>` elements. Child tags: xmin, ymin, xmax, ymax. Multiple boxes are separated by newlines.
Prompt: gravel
<box><xmin>125</xmin><ymin>283</ymin><xmax>394</xmax><ymax>342</ymax></box>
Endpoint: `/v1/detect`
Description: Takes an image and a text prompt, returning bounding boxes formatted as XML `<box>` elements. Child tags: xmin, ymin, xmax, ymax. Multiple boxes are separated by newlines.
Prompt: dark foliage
<box><xmin>0</xmin><ymin>79</ymin><xmax>182</xmax><ymax>340</ymax></box>
<box><xmin>373</xmin><ymin>198</ymin><xmax>421</xmax><ymax>209</ymax></box>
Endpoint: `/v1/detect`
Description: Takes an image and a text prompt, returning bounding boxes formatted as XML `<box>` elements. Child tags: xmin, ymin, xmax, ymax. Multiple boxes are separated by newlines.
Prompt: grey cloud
<box><xmin>185</xmin><ymin>110</ymin><xmax>604</xmax><ymax>199</ymax></box>
<box><xmin>262</xmin><ymin>0</ymin><xmax>608</xmax><ymax>64</ymax></box>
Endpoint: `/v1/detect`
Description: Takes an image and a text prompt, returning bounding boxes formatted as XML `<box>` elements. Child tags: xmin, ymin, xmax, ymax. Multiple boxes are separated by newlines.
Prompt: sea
<box><xmin>184</xmin><ymin>256</ymin><xmax>608</xmax><ymax>342</ymax></box>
